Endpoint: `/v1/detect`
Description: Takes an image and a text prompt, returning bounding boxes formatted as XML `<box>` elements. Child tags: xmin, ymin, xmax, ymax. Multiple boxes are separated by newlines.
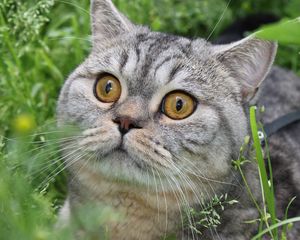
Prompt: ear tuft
<box><xmin>213</xmin><ymin>36</ymin><xmax>277</xmax><ymax>101</ymax></box>
<box><xmin>91</xmin><ymin>0</ymin><xmax>135</xmax><ymax>42</ymax></box>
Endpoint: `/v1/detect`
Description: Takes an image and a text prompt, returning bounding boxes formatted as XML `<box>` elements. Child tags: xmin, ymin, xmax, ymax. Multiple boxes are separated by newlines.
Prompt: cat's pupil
<box><xmin>105</xmin><ymin>81</ymin><xmax>113</xmax><ymax>94</ymax></box>
<box><xmin>176</xmin><ymin>98</ymin><xmax>183</xmax><ymax>111</ymax></box>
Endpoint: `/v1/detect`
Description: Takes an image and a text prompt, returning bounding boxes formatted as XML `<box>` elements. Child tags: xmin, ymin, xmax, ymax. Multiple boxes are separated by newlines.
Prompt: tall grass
<box><xmin>245</xmin><ymin>107</ymin><xmax>299</xmax><ymax>240</ymax></box>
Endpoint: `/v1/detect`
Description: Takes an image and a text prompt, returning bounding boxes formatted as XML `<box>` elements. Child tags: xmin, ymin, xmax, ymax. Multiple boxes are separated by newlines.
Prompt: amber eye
<box><xmin>162</xmin><ymin>91</ymin><xmax>196</xmax><ymax>120</ymax></box>
<box><xmin>94</xmin><ymin>74</ymin><xmax>121</xmax><ymax>103</ymax></box>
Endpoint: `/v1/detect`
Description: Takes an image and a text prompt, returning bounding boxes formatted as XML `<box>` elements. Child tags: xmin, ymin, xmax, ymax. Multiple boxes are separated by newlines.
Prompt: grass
<box><xmin>250</xmin><ymin>106</ymin><xmax>278</xmax><ymax>238</ymax></box>
<box><xmin>0</xmin><ymin>0</ymin><xmax>300</xmax><ymax>239</ymax></box>
<box><xmin>236</xmin><ymin>106</ymin><xmax>299</xmax><ymax>240</ymax></box>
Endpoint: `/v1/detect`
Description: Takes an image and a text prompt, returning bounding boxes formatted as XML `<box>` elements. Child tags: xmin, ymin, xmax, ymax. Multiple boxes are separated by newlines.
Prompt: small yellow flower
<box><xmin>13</xmin><ymin>113</ymin><xmax>36</xmax><ymax>133</ymax></box>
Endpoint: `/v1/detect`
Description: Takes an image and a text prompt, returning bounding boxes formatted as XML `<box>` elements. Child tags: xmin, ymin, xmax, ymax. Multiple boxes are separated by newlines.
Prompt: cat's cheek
<box><xmin>158</xmin><ymin>106</ymin><xmax>220</xmax><ymax>145</ymax></box>
<box><xmin>77</xmin><ymin>121</ymin><xmax>122</xmax><ymax>154</ymax></box>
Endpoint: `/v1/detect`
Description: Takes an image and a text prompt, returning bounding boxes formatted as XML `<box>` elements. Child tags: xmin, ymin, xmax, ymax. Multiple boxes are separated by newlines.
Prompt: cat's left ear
<box><xmin>212</xmin><ymin>36</ymin><xmax>277</xmax><ymax>101</ymax></box>
<box><xmin>91</xmin><ymin>0</ymin><xmax>135</xmax><ymax>42</ymax></box>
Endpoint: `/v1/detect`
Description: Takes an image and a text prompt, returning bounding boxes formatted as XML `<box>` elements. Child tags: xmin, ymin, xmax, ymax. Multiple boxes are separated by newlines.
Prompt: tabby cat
<box><xmin>57</xmin><ymin>0</ymin><xmax>300</xmax><ymax>239</ymax></box>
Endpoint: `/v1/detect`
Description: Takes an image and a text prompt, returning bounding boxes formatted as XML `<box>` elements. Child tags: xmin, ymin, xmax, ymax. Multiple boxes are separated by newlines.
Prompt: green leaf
<box><xmin>255</xmin><ymin>17</ymin><xmax>300</xmax><ymax>45</ymax></box>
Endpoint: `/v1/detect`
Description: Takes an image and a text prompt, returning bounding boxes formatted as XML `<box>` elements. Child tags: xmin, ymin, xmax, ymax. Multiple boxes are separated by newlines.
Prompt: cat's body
<box><xmin>57</xmin><ymin>1</ymin><xmax>300</xmax><ymax>239</ymax></box>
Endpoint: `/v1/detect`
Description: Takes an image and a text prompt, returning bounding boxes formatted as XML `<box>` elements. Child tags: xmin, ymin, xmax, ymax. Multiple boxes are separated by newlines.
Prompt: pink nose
<box><xmin>113</xmin><ymin>117</ymin><xmax>142</xmax><ymax>135</ymax></box>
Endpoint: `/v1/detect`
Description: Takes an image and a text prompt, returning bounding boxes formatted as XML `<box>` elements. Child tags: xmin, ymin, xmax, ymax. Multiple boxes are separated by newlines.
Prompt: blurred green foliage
<box><xmin>0</xmin><ymin>0</ymin><xmax>299</xmax><ymax>239</ymax></box>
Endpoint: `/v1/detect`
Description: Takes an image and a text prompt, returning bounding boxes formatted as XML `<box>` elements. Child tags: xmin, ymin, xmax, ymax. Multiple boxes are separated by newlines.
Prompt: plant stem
<box><xmin>250</xmin><ymin>106</ymin><xmax>278</xmax><ymax>239</ymax></box>
<box><xmin>252</xmin><ymin>217</ymin><xmax>300</xmax><ymax>240</ymax></box>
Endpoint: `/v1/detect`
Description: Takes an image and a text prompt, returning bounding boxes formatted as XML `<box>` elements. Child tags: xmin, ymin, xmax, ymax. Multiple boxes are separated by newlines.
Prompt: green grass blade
<box><xmin>250</xmin><ymin>106</ymin><xmax>278</xmax><ymax>239</ymax></box>
<box><xmin>282</xmin><ymin>197</ymin><xmax>297</xmax><ymax>239</ymax></box>
<box><xmin>260</xmin><ymin>124</ymin><xmax>277</xmax><ymax>221</ymax></box>
<box><xmin>252</xmin><ymin>217</ymin><xmax>300</xmax><ymax>240</ymax></box>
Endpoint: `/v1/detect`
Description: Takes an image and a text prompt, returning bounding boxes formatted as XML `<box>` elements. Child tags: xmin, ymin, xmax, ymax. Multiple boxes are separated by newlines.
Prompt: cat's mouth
<box><xmin>89</xmin><ymin>136</ymin><xmax>147</xmax><ymax>170</ymax></box>
<box><xmin>115</xmin><ymin>142</ymin><xmax>148</xmax><ymax>169</ymax></box>
<box><xmin>78</xmin><ymin>126</ymin><xmax>174</xmax><ymax>183</ymax></box>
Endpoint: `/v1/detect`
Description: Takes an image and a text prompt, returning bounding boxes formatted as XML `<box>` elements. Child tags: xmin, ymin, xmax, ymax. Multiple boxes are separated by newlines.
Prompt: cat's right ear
<box><xmin>91</xmin><ymin>0</ymin><xmax>135</xmax><ymax>43</ymax></box>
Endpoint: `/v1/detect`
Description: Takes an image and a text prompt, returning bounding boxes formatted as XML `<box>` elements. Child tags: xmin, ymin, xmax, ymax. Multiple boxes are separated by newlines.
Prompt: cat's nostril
<box><xmin>113</xmin><ymin>117</ymin><xmax>142</xmax><ymax>135</ymax></box>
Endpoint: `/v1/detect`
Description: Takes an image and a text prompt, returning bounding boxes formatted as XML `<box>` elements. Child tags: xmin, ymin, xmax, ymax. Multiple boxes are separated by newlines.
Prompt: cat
<box><xmin>56</xmin><ymin>0</ymin><xmax>300</xmax><ymax>239</ymax></box>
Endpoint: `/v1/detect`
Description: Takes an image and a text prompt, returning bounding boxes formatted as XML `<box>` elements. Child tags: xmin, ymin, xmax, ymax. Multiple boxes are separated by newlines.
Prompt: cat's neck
<box><xmin>69</xmin><ymin>162</ymin><xmax>185</xmax><ymax>240</ymax></box>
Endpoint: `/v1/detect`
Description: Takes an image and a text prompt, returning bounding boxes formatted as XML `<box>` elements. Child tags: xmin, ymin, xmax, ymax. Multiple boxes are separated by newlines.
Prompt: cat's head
<box><xmin>57</xmin><ymin>0</ymin><xmax>276</xmax><ymax>198</ymax></box>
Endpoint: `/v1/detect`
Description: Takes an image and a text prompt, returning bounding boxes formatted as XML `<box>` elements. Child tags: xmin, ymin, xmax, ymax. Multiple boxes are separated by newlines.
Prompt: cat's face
<box><xmin>57</xmin><ymin>0</ymin><xmax>276</xmax><ymax>198</ymax></box>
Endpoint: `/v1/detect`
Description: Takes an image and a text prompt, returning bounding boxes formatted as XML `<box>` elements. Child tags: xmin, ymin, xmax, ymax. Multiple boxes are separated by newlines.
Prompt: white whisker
<box><xmin>206</xmin><ymin>0</ymin><xmax>232</xmax><ymax>41</ymax></box>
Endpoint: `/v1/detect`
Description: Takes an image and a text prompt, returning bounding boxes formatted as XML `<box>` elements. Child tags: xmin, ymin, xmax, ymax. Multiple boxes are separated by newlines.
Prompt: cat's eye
<box><xmin>94</xmin><ymin>74</ymin><xmax>121</xmax><ymax>103</ymax></box>
<box><xmin>162</xmin><ymin>91</ymin><xmax>196</xmax><ymax>120</ymax></box>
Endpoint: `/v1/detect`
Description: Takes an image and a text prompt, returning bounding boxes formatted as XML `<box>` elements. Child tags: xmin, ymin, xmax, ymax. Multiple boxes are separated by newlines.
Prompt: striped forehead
<box><xmin>108</xmin><ymin>33</ymin><xmax>193</xmax><ymax>96</ymax></box>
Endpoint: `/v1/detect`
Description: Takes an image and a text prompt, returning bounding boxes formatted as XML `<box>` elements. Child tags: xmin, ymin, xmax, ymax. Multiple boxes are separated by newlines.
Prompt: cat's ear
<box><xmin>212</xmin><ymin>36</ymin><xmax>277</xmax><ymax>101</ymax></box>
<box><xmin>91</xmin><ymin>0</ymin><xmax>135</xmax><ymax>41</ymax></box>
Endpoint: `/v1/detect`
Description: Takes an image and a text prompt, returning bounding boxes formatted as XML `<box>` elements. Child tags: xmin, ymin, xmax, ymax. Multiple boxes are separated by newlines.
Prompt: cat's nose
<box><xmin>113</xmin><ymin>117</ymin><xmax>142</xmax><ymax>135</ymax></box>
